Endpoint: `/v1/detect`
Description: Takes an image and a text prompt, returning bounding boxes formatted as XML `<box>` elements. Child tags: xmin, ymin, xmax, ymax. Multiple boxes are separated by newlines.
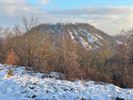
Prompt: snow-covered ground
<box><xmin>0</xmin><ymin>64</ymin><xmax>133</xmax><ymax>100</ymax></box>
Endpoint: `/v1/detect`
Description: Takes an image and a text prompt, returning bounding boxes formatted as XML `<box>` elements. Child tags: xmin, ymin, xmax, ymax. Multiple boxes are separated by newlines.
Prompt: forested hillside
<box><xmin>0</xmin><ymin>18</ymin><xmax>133</xmax><ymax>88</ymax></box>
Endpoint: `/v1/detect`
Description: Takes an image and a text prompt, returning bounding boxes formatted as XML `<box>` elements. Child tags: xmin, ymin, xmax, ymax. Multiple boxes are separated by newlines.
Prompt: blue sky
<box><xmin>28</xmin><ymin>0</ymin><xmax>132</xmax><ymax>8</ymax></box>
<box><xmin>0</xmin><ymin>0</ymin><xmax>132</xmax><ymax>35</ymax></box>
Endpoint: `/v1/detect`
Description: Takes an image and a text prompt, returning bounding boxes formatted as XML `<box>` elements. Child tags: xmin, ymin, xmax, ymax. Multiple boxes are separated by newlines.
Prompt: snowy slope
<box><xmin>0</xmin><ymin>64</ymin><xmax>133</xmax><ymax>100</ymax></box>
<box><xmin>71</xmin><ymin>28</ymin><xmax>102</xmax><ymax>49</ymax></box>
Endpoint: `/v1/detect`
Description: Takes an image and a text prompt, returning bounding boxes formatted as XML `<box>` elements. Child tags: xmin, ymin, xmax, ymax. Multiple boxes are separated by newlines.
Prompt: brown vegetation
<box><xmin>0</xmin><ymin>18</ymin><xmax>132</xmax><ymax>88</ymax></box>
<box><xmin>6</xmin><ymin>48</ymin><xmax>20</xmax><ymax>65</ymax></box>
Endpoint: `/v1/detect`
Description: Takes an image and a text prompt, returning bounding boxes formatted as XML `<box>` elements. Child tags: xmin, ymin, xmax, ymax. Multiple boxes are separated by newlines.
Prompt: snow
<box><xmin>95</xmin><ymin>33</ymin><xmax>103</xmax><ymax>40</ymax></box>
<box><xmin>0</xmin><ymin>64</ymin><xmax>133</xmax><ymax>100</ymax></box>
<box><xmin>78</xmin><ymin>28</ymin><xmax>95</xmax><ymax>44</ymax></box>
<box><xmin>116</xmin><ymin>40</ymin><xmax>125</xmax><ymax>45</ymax></box>
<box><xmin>69</xmin><ymin>28</ymin><xmax>104</xmax><ymax>49</ymax></box>
<box><xmin>69</xmin><ymin>32</ymin><xmax>75</xmax><ymax>40</ymax></box>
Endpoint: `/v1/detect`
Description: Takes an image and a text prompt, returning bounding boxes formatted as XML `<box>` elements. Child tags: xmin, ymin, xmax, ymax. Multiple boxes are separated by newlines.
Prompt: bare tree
<box><xmin>22</xmin><ymin>16</ymin><xmax>39</xmax><ymax>32</ymax></box>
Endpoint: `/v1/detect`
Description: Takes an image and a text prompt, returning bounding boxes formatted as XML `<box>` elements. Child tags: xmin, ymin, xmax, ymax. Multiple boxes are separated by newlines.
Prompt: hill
<box><xmin>26</xmin><ymin>23</ymin><xmax>114</xmax><ymax>49</ymax></box>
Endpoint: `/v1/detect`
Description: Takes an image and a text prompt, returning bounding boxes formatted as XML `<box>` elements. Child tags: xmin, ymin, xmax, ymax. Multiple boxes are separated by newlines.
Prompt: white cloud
<box><xmin>0</xmin><ymin>0</ymin><xmax>33</xmax><ymax>15</ymax></box>
<box><xmin>0</xmin><ymin>0</ymin><xmax>132</xmax><ymax>35</ymax></box>
<box><xmin>45</xmin><ymin>6</ymin><xmax>133</xmax><ymax>35</ymax></box>
<box><xmin>39</xmin><ymin>0</ymin><xmax>50</xmax><ymax>5</ymax></box>
<box><xmin>0</xmin><ymin>0</ymin><xmax>50</xmax><ymax>16</ymax></box>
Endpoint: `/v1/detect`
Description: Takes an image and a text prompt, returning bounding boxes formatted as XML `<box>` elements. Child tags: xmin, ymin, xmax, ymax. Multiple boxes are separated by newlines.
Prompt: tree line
<box><xmin>0</xmin><ymin>17</ymin><xmax>132</xmax><ymax>88</ymax></box>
